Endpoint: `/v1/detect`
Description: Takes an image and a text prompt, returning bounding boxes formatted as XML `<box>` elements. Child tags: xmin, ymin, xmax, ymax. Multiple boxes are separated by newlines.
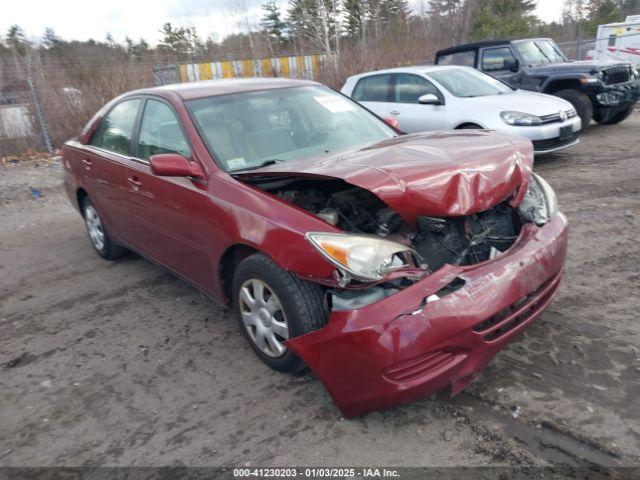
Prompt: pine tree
<box><xmin>42</xmin><ymin>28</ymin><xmax>61</xmax><ymax>49</ymax></box>
<box><xmin>261</xmin><ymin>0</ymin><xmax>288</xmax><ymax>45</ymax></box>
<box><xmin>344</xmin><ymin>0</ymin><xmax>366</xmax><ymax>39</ymax></box>
<box><xmin>472</xmin><ymin>0</ymin><xmax>537</xmax><ymax>40</ymax></box>
<box><xmin>585</xmin><ymin>0</ymin><xmax>622</xmax><ymax>35</ymax></box>
<box><xmin>6</xmin><ymin>25</ymin><xmax>29</xmax><ymax>56</ymax></box>
<box><xmin>158</xmin><ymin>22</ymin><xmax>193</xmax><ymax>58</ymax></box>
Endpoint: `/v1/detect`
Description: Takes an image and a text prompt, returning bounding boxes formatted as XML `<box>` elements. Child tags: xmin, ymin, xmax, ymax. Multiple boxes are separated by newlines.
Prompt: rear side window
<box><xmin>352</xmin><ymin>74</ymin><xmax>393</xmax><ymax>102</ymax></box>
<box><xmin>393</xmin><ymin>74</ymin><xmax>440</xmax><ymax>103</ymax></box>
<box><xmin>437</xmin><ymin>51</ymin><xmax>476</xmax><ymax>67</ymax></box>
<box><xmin>482</xmin><ymin>47</ymin><xmax>516</xmax><ymax>71</ymax></box>
<box><xmin>90</xmin><ymin>98</ymin><xmax>141</xmax><ymax>155</ymax></box>
<box><xmin>138</xmin><ymin>99</ymin><xmax>191</xmax><ymax>160</ymax></box>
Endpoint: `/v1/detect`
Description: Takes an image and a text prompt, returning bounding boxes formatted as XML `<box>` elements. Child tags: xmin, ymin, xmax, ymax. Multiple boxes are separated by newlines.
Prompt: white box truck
<box><xmin>587</xmin><ymin>15</ymin><xmax>640</xmax><ymax>67</ymax></box>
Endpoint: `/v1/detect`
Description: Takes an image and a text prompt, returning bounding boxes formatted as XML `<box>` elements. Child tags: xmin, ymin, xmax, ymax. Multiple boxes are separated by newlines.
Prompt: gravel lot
<box><xmin>1</xmin><ymin>115</ymin><xmax>639</xmax><ymax>471</ymax></box>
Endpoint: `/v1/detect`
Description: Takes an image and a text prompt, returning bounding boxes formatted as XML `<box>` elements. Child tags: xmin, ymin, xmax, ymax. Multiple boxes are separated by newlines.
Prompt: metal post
<box><xmin>25</xmin><ymin>54</ymin><xmax>52</xmax><ymax>154</ymax></box>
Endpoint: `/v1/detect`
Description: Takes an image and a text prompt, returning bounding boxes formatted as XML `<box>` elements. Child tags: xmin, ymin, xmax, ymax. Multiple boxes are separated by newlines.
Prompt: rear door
<box><xmin>350</xmin><ymin>73</ymin><xmax>396</xmax><ymax>119</ymax></box>
<box><xmin>123</xmin><ymin>97</ymin><xmax>214</xmax><ymax>291</ymax></box>
<box><xmin>479</xmin><ymin>46</ymin><xmax>521</xmax><ymax>87</ymax></box>
<box><xmin>387</xmin><ymin>73</ymin><xmax>445</xmax><ymax>133</ymax></box>
<box><xmin>84</xmin><ymin>97</ymin><xmax>143</xmax><ymax>245</ymax></box>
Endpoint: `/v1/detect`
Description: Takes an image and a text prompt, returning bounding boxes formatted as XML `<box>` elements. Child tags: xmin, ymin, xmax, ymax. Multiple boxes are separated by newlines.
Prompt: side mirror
<box><xmin>504</xmin><ymin>58</ymin><xmax>520</xmax><ymax>72</ymax></box>
<box><xmin>383</xmin><ymin>115</ymin><xmax>400</xmax><ymax>129</ymax></box>
<box><xmin>150</xmin><ymin>153</ymin><xmax>204</xmax><ymax>178</ymax></box>
<box><xmin>418</xmin><ymin>93</ymin><xmax>441</xmax><ymax>105</ymax></box>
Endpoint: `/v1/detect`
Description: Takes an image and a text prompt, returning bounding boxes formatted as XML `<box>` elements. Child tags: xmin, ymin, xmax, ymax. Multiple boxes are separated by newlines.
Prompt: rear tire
<box><xmin>596</xmin><ymin>105</ymin><xmax>634</xmax><ymax>125</ymax></box>
<box><xmin>457</xmin><ymin>123</ymin><xmax>482</xmax><ymax>129</ymax></box>
<box><xmin>232</xmin><ymin>253</ymin><xmax>327</xmax><ymax>373</ymax></box>
<box><xmin>81</xmin><ymin>196</ymin><xmax>127</xmax><ymax>260</ymax></box>
<box><xmin>553</xmin><ymin>89</ymin><xmax>593</xmax><ymax>129</ymax></box>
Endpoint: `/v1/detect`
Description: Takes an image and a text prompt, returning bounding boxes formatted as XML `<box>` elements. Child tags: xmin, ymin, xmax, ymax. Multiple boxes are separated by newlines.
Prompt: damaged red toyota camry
<box><xmin>62</xmin><ymin>78</ymin><xmax>568</xmax><ymax>417</ymax></box>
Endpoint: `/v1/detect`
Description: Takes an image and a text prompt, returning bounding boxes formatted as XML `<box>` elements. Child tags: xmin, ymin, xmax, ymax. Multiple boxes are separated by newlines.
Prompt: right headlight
<box><xmin>519</xmin><ymin>173</ymin><xmax>558</xmax><ymax>225</ymax></box>
<box><xmin>306</xmin><ymin>232</ymin><xmax>419</xmax><ymax>283</ymax></box>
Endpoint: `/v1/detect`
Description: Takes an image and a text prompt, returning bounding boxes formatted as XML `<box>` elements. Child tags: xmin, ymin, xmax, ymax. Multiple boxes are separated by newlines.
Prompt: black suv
<box><xmin>435</xmin><ymin>38</ymin><xmax>640</xmax><ymax>127</ymax></box>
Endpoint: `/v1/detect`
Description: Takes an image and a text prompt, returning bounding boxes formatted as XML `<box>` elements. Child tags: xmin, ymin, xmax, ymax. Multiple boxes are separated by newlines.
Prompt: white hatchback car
<box><xmin>341</xmin><ymin>66</ymin><xmax>582</xmax><ymax>154</ymax></box>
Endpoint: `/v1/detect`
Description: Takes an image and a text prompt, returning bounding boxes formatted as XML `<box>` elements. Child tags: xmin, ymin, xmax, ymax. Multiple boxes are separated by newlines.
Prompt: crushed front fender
<box><xmin>286</xmin><ymin>213</ymin><xmax>569</xmax><ymax>417</ymax></box>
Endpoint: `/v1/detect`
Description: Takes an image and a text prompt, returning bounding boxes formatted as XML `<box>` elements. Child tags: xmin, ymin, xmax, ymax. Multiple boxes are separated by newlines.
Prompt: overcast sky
<box><xmin>1</xmin><ymin>0</ymin><xmax>564</xmax><ymax>45</ymax></box>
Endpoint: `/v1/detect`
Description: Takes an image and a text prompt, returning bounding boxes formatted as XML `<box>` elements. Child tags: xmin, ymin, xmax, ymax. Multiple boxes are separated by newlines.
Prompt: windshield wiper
<box><xmin>233</xmin><ymin>159</ymin><xmax>285</xmax><ymax>172</ymax></box>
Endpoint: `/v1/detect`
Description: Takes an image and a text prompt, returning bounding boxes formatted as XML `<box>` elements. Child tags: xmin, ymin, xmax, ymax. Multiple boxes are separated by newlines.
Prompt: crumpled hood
<box><xmin>234</xmin><ymin>130</ymin><xmax>534</xmax><ymax>225</ymax></box>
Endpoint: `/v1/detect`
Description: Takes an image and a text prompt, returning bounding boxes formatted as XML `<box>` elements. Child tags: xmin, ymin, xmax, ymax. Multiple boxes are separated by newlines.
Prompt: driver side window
<box><xmin>482</xmin><ymin>47</ymin><xmax>516</xmax><ymax>72</ymax></box>
<box><xmin>138</xmin><ymin>99</ymin><xmax>191</xmax><ymax>161</ymax></box>
<box><xmin>393</xmin><ymin>74</ymin><xmax>440</xmax><ymax>103</ymax></box>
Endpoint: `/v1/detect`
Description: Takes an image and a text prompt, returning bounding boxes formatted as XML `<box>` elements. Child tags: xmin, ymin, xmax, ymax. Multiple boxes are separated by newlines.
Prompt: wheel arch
<box><xmin>455</xmin><ymin>122</ymin><xmax>484</xmax><ymax>129</ymax></box>
<box><xmin>542</xmin><ymin>78</ymin><xmax>583</xmax><ymax>94</ymax></box>
<box><xmin>219</xmin><ymin>243</ymin><xmax>261</xmax><ymax>303</ymax></box>
<box><xmin>76</xmin><ymin>187</ymin><xmax>88</xmax><ymax>216</ymax></box>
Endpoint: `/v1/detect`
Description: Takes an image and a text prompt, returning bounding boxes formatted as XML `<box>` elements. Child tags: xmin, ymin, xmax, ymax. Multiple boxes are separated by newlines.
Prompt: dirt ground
<box><xmin>0</xmin><ymin>114</ymin><xmax>639</xmax><ymax>472</ymax></box>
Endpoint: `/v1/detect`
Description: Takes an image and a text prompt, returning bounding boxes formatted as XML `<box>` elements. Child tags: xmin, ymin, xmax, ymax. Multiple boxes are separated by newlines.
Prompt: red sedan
<box><xmin>62</xmin><ymin>78</ymin><xmax>568</xmax><ymax>417</ymax></box>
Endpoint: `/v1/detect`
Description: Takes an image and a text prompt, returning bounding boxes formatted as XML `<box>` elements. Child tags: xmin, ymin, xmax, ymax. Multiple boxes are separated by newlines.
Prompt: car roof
<box><xmin>346</xmin><ymin>64</ymin><xmax>470</xmax><ymax>81</ymax></box>
<box><xmin>129</xmin><ymin>77</ymin><xmax>321</xmax><ymax>101</ymax></box>
<box><xmin>436</xmin><ymin>38</ymin><xmax>552</xmax><ymax>56</ymax></box>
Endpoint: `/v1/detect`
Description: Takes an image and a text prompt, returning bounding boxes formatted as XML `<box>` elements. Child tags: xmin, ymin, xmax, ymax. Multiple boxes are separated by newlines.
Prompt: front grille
<box><xmin>601</xmin><ymin>66</ymin><xmax>632</xmax><ymax>85</ymax></box>
<box><xmin>473</xmin><ymin>270</ymin><xmax>561</xmax><ymax>342</ymax></box>
<box><xmin>532</xmin><ymin>133</ymin><xmax>579</xmax><ymax>152</ymax></box>
<box><xmin>539</xmin><ymin>109</ymin><xmax>577</xmax><ymax>124</ymax></box>
<box><xmin>384</xmin><ymin>350</ymin><xmax>458</xmax><ymax>383</ymax></box>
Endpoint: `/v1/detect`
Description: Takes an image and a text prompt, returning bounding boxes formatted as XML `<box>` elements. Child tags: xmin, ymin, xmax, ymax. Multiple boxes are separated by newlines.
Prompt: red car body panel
<box><xmin>287</xmin><ymin>214</ymin><xmax>568</xmax><ymax>417</ymax></box>
<box><xmin>236</xmin><ymin>131</ymin><xmax>534</xmax><ymax>225</ymax></box>
<box><xmin>62</xmin><ymin>78</ymin><xmax>568</xmax><ymax>416</ymax></box>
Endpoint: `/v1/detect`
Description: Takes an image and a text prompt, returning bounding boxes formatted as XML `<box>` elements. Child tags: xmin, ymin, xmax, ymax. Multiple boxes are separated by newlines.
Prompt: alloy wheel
<box><xmin>84</xmin><ymin>204</ymin><xmax>105</xmax><ymax>252</ymax></box>
<box><xmin>238</xmin><ymin>278</ymin><xmax>289</xmax><ymax>358</ymax></box>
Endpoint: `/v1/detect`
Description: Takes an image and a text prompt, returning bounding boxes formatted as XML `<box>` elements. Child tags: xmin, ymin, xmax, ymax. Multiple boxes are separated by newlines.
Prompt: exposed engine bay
<box><xmin>245</xmin><ymin>176</ymin><xmax>524</xmax><ymax>273</ymax></box>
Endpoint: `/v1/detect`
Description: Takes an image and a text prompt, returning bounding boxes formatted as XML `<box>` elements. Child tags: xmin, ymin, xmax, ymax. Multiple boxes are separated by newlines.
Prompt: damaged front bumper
<box><xmin>593</xmin><ymin>80</ymin><xmax>640</xmax><ymax>107</ymax></box>
<box><xmin>287</xmin><ymin>213</ymin><xmax>568</xmax><ymax>417</ymax></box>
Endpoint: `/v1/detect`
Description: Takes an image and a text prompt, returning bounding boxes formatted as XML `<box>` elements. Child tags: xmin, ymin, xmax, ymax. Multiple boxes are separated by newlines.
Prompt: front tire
<box><xmin>553</xmin><ymin>89</ymin><xmax>593</xmax><ymax>129</ymax></box>
<box><xmin>596</xmin><ymin>105</ymin><xmax>634</xmax><ymax>125</ymax></box>
<box><xmin>82</xmin><ymin>196</ymin><xmax>127</xmax><ymax>260</ymax></box>
<box><xmin>232</xmin><ymin>253</ymin><xmax>327</xmax><ymax>373</ymax></box>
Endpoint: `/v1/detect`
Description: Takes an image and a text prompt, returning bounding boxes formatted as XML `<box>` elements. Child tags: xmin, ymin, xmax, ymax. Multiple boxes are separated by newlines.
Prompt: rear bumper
<box><xmin>287</xmin><ymin>213</ymin><xmax>569</xmax><ymax>417</ymax></box>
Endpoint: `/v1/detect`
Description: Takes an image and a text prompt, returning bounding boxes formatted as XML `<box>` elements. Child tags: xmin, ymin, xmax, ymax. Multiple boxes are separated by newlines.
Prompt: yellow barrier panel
<box><xmin>261</xmin><ymin>58</ymin><xmax>273</xmax><ymax>77</ymax></box>
<box><xmin>178</xmin><ymin>53</ymin><xmax>328</xmax><ymax>83</ymax></box>
<box><xmin>221</xmin><ymin>61</ymin><xmax>233</xmax><ymax>79</ymax></box>
<box><xmin>279</xmin><ymin>56</ymin><xmax>290</xmax><ymax>77</ymax></box>
<box><xmin>242</xmin><ymin>59</ymin><xmax>254</xmax><ymax>77</ymax></box>
<box><xmin>179</xmin><ymin>64</ymin><xmax>189</xmax><ymax>82</ymax></box>
<box><xmin>296</xmin><ymin>56</ymin><xmax>305</xmax><ymax>78</ymax></box>
<box><xmin>199</xmin><ymin>63</ymin><xmax>212</xmax><ymax>80</ymax></box>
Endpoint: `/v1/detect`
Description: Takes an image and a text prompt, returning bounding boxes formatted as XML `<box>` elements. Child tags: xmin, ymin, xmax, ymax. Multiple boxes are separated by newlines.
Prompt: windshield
<box><xmin>186</xmin><ymin>85</ymin><xmax>396</xmax><ymax>172</ymax></box>
<box><xmin>515</xmin><ymin>40</ymin><xmax>567</xmax><ymax>65</ymax></box>
<box><xmin>427</xmin><ymin>68</ymin><xmax>513</xmax><ymax>97</ymax></box>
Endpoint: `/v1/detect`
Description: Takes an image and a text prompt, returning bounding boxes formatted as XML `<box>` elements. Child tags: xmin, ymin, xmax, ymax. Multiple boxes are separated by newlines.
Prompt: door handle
<box><xmin>389</xmin><ymin>110</ymin><xmax>400</xmax><ymax>116</ymax></box>
<box><xmin>127</xmin><ymin>176</ymin><xmax>142</xmax><ymax>188</ymax></box>
<box><xmin>82</xmin><ymin>158</ymin><xmax>92</xmax><ymax>170</ymax></box>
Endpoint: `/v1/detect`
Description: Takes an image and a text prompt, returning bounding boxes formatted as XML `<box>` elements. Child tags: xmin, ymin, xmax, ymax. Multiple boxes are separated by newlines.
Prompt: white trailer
<box><xmin>588</xmin><ymin>15</ymin><xmax>640</xmax><ymax>67</ymax></box>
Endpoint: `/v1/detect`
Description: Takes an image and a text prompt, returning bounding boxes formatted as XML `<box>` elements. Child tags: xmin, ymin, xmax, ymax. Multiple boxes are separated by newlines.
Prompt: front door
<box><xmin>480</xmin><ymin>46</ymin><xmax>521</xmax><ymax>88</ymax></box>
<box><xmin>388</xmin><ymin>73</ymin><xmax>445</xmax><ymax>133</ymax></box>
<box><xmin>124</xmin><ymin>97</ymin><xmax>214</xmax><ymax>291</ymax></box>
